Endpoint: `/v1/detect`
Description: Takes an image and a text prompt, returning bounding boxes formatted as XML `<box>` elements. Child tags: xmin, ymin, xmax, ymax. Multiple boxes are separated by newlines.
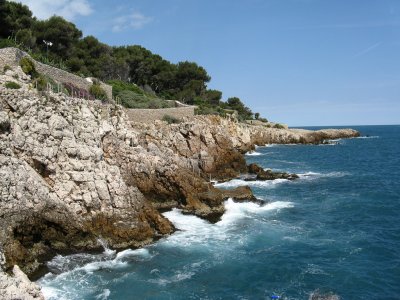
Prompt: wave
<box><xmin>264</xmin><ymin>143</ymin><xmax>299</xmax><ymax>147</ymax></box>
<box><xmin>40</xmin><ymin>200</ymin><xmax>294</xmax><ymax>298</ymax></box>
<box><xmin>95</xmin><ymin>289</ymin><xmax>110</xmax><ymax>300</ymax></box>
<box><xmin>161</xmin><ymin>199</ymin><xmax>294</xmax><ymax>247</ymax></box>
<box><xmin>298</xmin><ymin>171</ymin><xmax>349</xmax><ymax>179</ymax></box>
<box><xmin>245</xmin><ymin>151</ymin><xmax>263</xmax><ymax>156</ymax></box>
<box><xmin>356</xmin><ymin>135</ymin><xmax>379</xmax><ymax>139</ymax></box>
<box><xmin>214</xmin><ymin>178</ymin><xmax>288</xmax><ymax>189</ymax></box>
<box><xmin>219</xmin><ymin>199</ymin><xmax>294</xmax><ymax>226</ymax></box>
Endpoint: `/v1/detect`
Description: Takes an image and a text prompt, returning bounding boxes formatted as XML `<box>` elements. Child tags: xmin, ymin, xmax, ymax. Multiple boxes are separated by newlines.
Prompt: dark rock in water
<box><xmin>247</xmin><ymin>163</ymin><xmax>299</xmax><ymax>181</ymax></box>
<box><xmin>221</xmin><ymin>186</ymin><xmax>259</xmax><ymax>203</ymax></box>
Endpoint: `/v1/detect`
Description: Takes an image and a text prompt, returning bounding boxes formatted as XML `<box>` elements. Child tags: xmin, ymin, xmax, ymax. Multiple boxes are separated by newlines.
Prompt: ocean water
<box><xmin>38</xmin><ymin>125</ymin><xmax>400</xmax><ymax>300</ymax></box>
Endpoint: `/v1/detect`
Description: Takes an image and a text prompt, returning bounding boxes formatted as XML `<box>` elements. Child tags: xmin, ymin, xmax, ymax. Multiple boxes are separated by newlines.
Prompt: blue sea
<box><xmin>39</xmin><ymin>125</ymin><xmax>400</xmax><ymax>300</ymax></box>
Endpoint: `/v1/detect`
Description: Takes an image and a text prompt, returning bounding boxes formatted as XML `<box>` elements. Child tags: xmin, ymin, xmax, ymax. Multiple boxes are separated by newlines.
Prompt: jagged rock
<box><xmin>0</xmin><ymin>265</ymin><xmax>44</xmax><ymax>300</ymax></box>
<box><xmin>247</xmin><ymin>163</ymin><xmax>299</xmax><ymax>181</ymax></box>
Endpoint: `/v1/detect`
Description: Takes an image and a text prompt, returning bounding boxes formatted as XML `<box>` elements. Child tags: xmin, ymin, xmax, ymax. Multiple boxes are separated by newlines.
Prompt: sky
<box><xmin>13</xmin><ymin>0</ymin><xmax>400</xmax><ymax>126</ymax></box>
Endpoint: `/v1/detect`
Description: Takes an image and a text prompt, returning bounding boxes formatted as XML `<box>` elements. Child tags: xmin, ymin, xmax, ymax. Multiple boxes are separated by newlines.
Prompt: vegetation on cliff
<box><xmin>0</xmin><ymin>0</ymin><xmax>260</xmax><ymax>120</ymax></box>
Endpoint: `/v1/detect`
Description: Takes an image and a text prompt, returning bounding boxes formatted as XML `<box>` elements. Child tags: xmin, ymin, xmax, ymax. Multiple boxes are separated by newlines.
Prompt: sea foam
<box><xmin>214</xmin><ymin>178</ymin><xmax>288</xmax><ymax>189</ymax></box>
<box><xmin>245</xmin><ymin>151</ymin><xmax>263</xmax><ymax>156</ymax></box>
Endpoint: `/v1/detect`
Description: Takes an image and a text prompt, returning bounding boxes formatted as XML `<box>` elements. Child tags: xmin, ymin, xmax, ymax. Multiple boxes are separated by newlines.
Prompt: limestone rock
<box><xmin>0</xmin><ymin>66</ymin><xmax>359</xmax><ymax>295</ymax></box>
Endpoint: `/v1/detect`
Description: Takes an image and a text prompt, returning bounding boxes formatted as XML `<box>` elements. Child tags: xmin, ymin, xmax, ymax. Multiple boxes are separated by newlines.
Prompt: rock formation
<box><xmin>0</xmin><ymin>66</ymin><xmax>359</xmax><ymax>298</ymax></box>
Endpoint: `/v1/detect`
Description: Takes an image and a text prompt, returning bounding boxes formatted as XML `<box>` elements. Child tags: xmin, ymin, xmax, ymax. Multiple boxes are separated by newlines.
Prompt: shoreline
<box><xmin>0</xmin><ymin>67</ymin><xmax>360</xmax><ymax>299</ymax></box>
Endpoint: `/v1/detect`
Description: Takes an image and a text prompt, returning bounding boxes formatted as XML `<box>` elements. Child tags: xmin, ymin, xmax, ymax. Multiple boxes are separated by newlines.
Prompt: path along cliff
<box><xmin>0</xmin><ymin>66</ymin><xmax>359</xmax><ymax>299</ymax></box>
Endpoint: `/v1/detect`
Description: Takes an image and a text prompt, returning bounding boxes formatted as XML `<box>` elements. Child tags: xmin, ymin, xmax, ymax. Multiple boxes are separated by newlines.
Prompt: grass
<box><xmin>5</xmin><ymin>81</ymin><xmax>21</xmax><ymax>89</ymax></box>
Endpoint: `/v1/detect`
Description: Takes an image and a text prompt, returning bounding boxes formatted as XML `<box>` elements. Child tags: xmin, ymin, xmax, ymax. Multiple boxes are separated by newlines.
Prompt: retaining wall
<box><xmin>125</xmin><ymin>106</ymin><xmax>195</xmax><ymax>123</ymax></box>
<box><xmin>0</xmin><ymin>47</ymin><xmax>112</xmax><ymax>100</ymax></box>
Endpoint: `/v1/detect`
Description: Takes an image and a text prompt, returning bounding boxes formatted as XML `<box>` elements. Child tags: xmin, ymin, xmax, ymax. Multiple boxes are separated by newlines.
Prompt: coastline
<box><xmin>0</xmin><ymin>67</ymin><xmax>359</xmax><ymax>299</ymax></box>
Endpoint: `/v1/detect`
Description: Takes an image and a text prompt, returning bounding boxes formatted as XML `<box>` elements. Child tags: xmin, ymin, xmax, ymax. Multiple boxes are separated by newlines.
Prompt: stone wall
<box><xmin>0</xmin><ymin>47</ymin><xmax>112</xmax><ymax>100</ymax></box>
<box><xmin>125</xmin><ymin>106</ymin><xmax>196</xmax><ymax>123</ymax></box>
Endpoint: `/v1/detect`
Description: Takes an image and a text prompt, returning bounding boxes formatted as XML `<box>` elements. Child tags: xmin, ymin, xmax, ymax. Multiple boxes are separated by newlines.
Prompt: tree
<box><xmin>0</xmin><ymin>1</ymin><xmax>34</xmax><ymax>39</ymax></box>
<box><xmin>226</xmin><ymin>97</ymin><xmax>254</xmax><ymax>121</ymax></box>
<box><xmin>34</xmin><ymin>16</ymin><xmax>82</xmax><ymax>59</ymax></box>
<box><xmin>205</xmin><ymin>89</ymin><xmax>222</xmax><ymax>105</ymax></box>
<box><xmin>255</xmin><ymin>112</ymin><xmax>260</xmax><ymax>120</ymax></box>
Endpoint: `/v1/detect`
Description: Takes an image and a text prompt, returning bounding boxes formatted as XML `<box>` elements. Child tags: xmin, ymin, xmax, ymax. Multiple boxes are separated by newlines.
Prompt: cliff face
<box><xmin>0</xmin><ymin>66</ymin><xmax>359</xmax><ymax>298</ymax></box>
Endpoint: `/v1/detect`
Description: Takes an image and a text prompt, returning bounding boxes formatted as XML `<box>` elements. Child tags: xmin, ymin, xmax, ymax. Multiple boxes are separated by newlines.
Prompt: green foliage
<box><xmin>5</xmin><ymin>81</ymin><xmax>21</xmax><ymax>89</ymax></box>
<box><xmin>0</xmin><ymin>1</ymin><xmax>34</xmax><ymax>39</ymax></box>
<box><xmin>224</xmin><ymin>97</ymin><xmax>254</xmax><ymax>121</ymax></box>
<box><xmin>273</xmin><ymin>123</ymin><xmax>285</xmax><ymax>129</ymax></box>
<box><xmin>107</xmin><ymin>80</ymin><xmax>144</xmax><ymax>97</ymax></box>
<box><xmin>19</xmin><ymin>56</ymin><xmax>37</xmax><ymax>78</ymax></box>
<box><xmin>33</xmin><ymin>16</ymin><xmax>82</xmax><ymax>59</ymax></box>
<box><xmin>89</xmin><ymin>84</ymin><xmax>107</xmax><ymax>100</ymax></box>
<box><xmin>117</xmin><ymin>90</ymin><xmax>173</xmax><ymax>109</ymax></box>
<box><xmin>31</xmin><ymin>52</ymin><xmax>69</xmax><ymax>71</ymax></box>
<box><xmin>0</xmin><ymin>0</ymin><xmax>261</xmax><ymax>121</ymax></box>
<box><xmin>3</xmin><ymin>65</ymin><xmax>11</xmax><ymax>72</ymax></box>
<box><xmin>204</xmin><ymin>89</ymin><xmax>222</xmax><ymax>105</ymax></box>
<box><xmin>255</xmin><ymin>112</ymin><xmax>260</xmax><ymax>120</ymax></box>
<box><xmin>32</xmin><ymin>74</ymin><xmax>58</xmax><ymax>92</ymax></box>
<box><xmin>162</xmin><ymin>114</ymin><xmax>181</xmax><ymax>124</ymax></box>
<box><xmin>33</xmin><ymin>75</ymin><xmax>47</xmax><ymax>91</ymax></box>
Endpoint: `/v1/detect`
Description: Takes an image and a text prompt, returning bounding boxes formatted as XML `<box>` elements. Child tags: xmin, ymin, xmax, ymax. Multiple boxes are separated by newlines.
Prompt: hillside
<box><xmin>0</xmin><ymin>0</ymin><xmax>258</xmax><ymax>121</ymax></box>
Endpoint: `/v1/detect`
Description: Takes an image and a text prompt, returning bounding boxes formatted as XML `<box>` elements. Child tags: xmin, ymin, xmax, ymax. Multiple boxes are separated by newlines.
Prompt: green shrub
<box><xmin>162</xmin><ymin>114</ymin><xmax>181</xmax><ymax>124</ymax></box>
<box><xmin>19</xmin><ymin>57</ymin><xmax>38</xmax><ymax>78</ymax></box>
<box><xmin>33</xmin><ymin>75</ymin><xmax>48</xmax><ymax>91</ymax></box>
<box><xmin>273</xmin><ymin>123</ymin><xmax>285</xmax><ymax>129</ymax></box>
<box><xmin>117</xmin><ymin>90</ymin><xmax>173</xmax><ymax>109</ymax></box>
<box><xmin>107</xmin><ymin>80</ymin><xmax>145</xmax><ymax>97</ymax></box>
<box><xmin>3</xmin><ymin>65</ymin><xmax>12</xmax><ymax>73</ymax></box>
<box><xmin>5</xmin><ymin>81</ymin><xmax>21</xmax><ymax>89</ymax></box>
<box><xmin>89</xmin><ymin>84</ymin><xmax>108</xmax><ymax>100</ymax></box>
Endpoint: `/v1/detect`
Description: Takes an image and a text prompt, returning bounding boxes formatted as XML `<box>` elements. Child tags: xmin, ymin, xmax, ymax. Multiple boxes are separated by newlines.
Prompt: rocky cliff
<box><xmin>0</xmin><ymin>66</ymin><xmax>359</xmax><ymax>299</ymax></box>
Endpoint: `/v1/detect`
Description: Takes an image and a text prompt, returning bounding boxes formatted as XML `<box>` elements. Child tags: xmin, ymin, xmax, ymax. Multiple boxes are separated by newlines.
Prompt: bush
<box><xmin>19</xmin><ymin>57</ymin><xmax>38</xmax><ymax>78</ymax></box>
<box><xmin>273</xmin><ymin>123</ymin><xmax>285</xmax><ymax>129</ymax></box>
<box><xmin>89</xmin><ymin>84</ymin><xmax>108</xmax><ymax>100</ymax></box>
<box><xmin>107</xmin><ymin>80</ymin><xmax>145</xmax><ymax>97</ymax></box>
<box><xmin>3</xmin><ymin>65</ymin><xmax>12</xmax><ymax>73</ymax></box>
<box><xmin>5</xmin><ymin>81</ymin><xmax>21</xmax><ymax>89</ymax></box>
<box><xmin>162</xmin><ymin>114</ymin><xmax>181</xmax><ymax>124</ymax></box>
<box><xmin>117</xmin><ymin>90</ymin><xmax>174</xmax><ymax>109</ymax></box>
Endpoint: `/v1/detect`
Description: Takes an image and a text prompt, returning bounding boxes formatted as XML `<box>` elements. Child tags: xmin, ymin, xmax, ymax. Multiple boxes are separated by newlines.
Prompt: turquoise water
<box><xmin>39</xmin><ymin>125</ymin><xmax>400</xmax><ymax>300</ymax></box>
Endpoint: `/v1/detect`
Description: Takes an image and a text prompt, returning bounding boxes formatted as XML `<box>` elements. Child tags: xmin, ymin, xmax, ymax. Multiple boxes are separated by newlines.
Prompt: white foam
<box><xmin>245</xmin><ymin>151</ymin><xmax>263</xmax><ymax>156</ymax></box>
<box><xmin>218</xmin><ymin>199</ymin><xmax>294</xmax><ymax>226</ymax></box>
<box><xmin>161</xmin><ymin>199</ymin><xmax>294</xmax><ymax>247</ymax></box>
<box><xmin>115</xmin><ymin>248</ymin><xmax>151</xmax><ymax>260</ymax></box>
<box><xmin>298</xmin><ymin>171</ymin><xmax>349</xmax><ymax>179</ymax></box>
<box><xmin>96</xmin><ymin>289</ymin><xmax>110</xmax><ymax>300</ymax></box>
<box><xmin>97</xmin><ymin>238</ymin><xmax>116</xmax><ymax>256</ymax></box>
<box><xmin>41</xmin><ymin>286</ymin><xmax>70</xmax><ymax>300</ymax></box>
<box><xmin>214</xmin><ymin>178</ymin><xmax>288</xmax><ymax>189</ymax></box>
<box><xmin>356</xmin><ymin>135</ymin><xmax>379</xmax><ymax>139</ymax></box>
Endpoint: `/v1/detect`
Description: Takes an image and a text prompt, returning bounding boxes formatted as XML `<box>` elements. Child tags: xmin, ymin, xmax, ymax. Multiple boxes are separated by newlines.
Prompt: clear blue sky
<box><xmin>16</xmin><ymin>0</ymin><xmax>400</xmax><ymax>126</ymax></box>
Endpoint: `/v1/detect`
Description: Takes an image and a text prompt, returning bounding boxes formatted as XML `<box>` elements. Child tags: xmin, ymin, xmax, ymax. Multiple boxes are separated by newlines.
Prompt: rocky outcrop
<box><xmin>247</xmin><ymin>163</ymin><xmax>299</xmax><ymax>181</ymax></box>
<box><xmin>0</xmin><ymin>265</ymin><xmax>44</xmax><ymax>300</ymax></box>
<box><xmin>0</xmin><ymin>66</ymin><xmax>359</xmax><ymax>296</ymax></box>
